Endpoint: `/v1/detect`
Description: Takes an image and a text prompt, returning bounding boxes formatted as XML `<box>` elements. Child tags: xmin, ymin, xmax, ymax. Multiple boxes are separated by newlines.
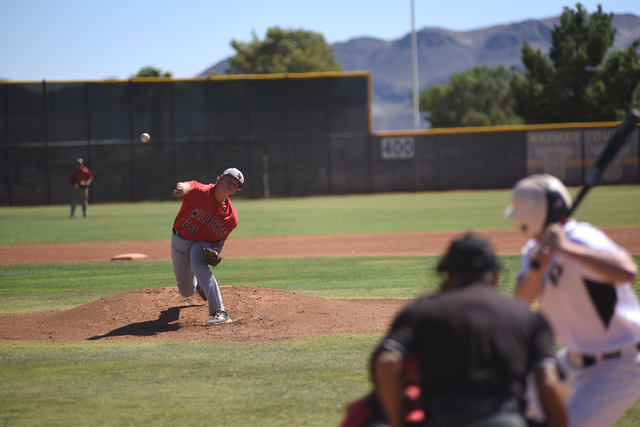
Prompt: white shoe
<box><xmin>206</xmin><ymin>311</ymin><xmax>232</xmax><ymax>325</ymax></box>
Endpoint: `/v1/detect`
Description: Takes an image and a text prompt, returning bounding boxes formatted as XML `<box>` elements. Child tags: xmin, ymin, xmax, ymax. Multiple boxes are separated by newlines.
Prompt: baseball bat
<box><xmin>569</xmin><ymin>108</ymin><xmax>640</xmax><ymax>216</ymax></box>
<box><xmin>530</xmin><ymin>109</ymin><xmax>639</xmax><ymax>270</ymax></box>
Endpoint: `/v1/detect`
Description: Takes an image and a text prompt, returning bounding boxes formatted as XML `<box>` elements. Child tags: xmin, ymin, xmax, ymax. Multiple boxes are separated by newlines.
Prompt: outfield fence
<box><xmin>1</xmin><ymin>73</ymin><xmax>638</xmax><ymax>206</ymax></box>
<box><xmin>375</xmin><ymin>124</ymin><xmax>639</xmax><ymax>193</ymax></box>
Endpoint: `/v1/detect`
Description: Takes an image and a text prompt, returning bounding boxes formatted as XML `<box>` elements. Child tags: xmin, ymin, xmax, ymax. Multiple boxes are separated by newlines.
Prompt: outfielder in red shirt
<box><xmin>170</xmin><ymin>168</ymin><xmax>244</xmax><ymax>325</ymax></box>
<box><xmin>69</xmin><ymin>157</ymin><xmax>93</xmax><ymax>218</ymax></box>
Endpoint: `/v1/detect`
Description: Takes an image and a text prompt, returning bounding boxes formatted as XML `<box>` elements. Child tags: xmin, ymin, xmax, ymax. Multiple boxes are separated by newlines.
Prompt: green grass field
<box><xmin>1</xmin><ymin>185</ymin><xmax>639</xmax><ymax>246</ymax></box>
<box><xmin>1</xmin><ymin>186</ymin><xmax>639</xmax><ymax>426</ymax></box>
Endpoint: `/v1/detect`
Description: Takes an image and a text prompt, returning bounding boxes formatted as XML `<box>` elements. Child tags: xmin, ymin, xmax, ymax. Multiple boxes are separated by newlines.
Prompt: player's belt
<box><xmin>569</xmin><ymin>342</ymin><xmax>640</xmax><ymax>367</ymax></box>
<box><xmin>172</xmin><ymin>227</ymin><xmax>183</xmax><ymax>238</ymax></box>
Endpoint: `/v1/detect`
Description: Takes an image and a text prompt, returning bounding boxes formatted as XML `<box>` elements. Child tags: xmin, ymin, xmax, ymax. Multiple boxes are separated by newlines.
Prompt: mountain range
<box><xmin>200</xmin><ymin>14</ymin><xmax>640</xmax><ymax>131</ymax></box>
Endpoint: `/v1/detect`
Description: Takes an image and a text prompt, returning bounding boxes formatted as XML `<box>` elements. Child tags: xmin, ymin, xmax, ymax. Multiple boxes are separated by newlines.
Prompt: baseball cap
<box><xmin>76</xmin><ymin>158</ymin><xmax>83</xmax><ymax>164</ymax></box>
<box><xmin>437</xmin><ymin>233</ymin><xmax>500</xmax><ymax>275</ymax></box>
<box><xmin>222</xmin><ymin>168</ymin><xmax>244</xmax><ymax>189</ymax></box>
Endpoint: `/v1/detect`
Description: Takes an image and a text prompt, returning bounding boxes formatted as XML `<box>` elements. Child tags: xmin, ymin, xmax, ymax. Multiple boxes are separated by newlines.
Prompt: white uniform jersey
<box><xmin>519</xmin><ymin>220</ymin><xmax>640</xmax><ymax>354</ymax></box>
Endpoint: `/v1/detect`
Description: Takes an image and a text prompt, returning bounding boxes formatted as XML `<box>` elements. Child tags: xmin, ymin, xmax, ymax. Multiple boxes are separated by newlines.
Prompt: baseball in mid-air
<box><xmin>140</xmin><ymin>133</ymin><xmax>150</xmax><ymax>143</ymax></box>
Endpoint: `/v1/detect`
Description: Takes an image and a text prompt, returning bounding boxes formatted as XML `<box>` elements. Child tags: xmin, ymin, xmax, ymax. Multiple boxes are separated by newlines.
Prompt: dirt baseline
<box><xmin>2</xmin><ymin>226</ymin><xmax>639</xmax><ymax>265</ymax></box>
<box><xmin>1</xmin><ymin>227</ymin><xmax>638</xmax><ymax>343</ymax></box>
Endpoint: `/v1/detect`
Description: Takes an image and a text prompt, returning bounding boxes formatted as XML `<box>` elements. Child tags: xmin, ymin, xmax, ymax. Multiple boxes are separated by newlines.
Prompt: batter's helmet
<box><xmin>504</xmin><ymin>174</ymin><xmax>572</xmax><ymax>239</ymax></box>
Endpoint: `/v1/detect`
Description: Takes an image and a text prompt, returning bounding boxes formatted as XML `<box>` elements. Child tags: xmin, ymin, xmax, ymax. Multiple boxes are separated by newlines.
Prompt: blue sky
<box><xmin>1</xmin><ymin>0</ymin><xmax>638</xmax><ymax>81</ymax></box>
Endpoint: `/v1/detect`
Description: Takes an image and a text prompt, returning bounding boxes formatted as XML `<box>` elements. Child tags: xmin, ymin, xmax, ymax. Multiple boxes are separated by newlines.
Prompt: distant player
<box><xmin>505</xmin><ymin>173</ymin><xmax>640</xmax><ymax>427</ymax></box>
<box><xmin>69</xmin><ymin>157</ymin><xmax>93</xmax><ymax>218</ymax></box>
<box><xmin>170</xmin><ymin>168</ymin><xmax>244</xmax><ymax>325</ymax></box>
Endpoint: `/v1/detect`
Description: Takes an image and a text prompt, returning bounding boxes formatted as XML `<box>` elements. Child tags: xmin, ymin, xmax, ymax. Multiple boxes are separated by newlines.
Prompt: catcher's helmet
<box><xmin>504</xmin><ymin>174</ymin><xmax>572</xmax><ymax>239</ymax></box>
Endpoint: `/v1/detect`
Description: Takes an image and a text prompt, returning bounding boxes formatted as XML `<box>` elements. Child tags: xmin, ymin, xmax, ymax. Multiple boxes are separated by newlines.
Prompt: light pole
<box><xmin>411</xmin><ymin>0</ymin><xmax>420</xmax><ymax>129</ymax></box>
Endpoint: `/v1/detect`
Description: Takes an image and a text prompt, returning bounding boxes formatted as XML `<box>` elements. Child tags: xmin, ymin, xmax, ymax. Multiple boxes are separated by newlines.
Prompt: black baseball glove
<box><xmin>201</xmin><ymin>246</ymin><xmax>222</xmax><ymax>267</ymax></box>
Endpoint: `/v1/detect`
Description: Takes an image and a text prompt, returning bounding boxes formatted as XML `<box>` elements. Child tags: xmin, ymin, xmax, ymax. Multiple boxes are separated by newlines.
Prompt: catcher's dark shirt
<box><xmin>380</xmin><ymin>282</ymin><xmax>554</xmax><ymax>407</ymax></box>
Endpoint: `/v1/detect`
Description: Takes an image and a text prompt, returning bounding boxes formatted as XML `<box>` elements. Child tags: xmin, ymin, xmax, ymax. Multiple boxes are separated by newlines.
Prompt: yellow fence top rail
<box><xmin>0</xmin><ymin>71</ymin><xmax>371</xmax><ymax>85</ymax></box>
<box><xmin>376</xmin><ymin>121</ymin><xmax>639</xmax><ymax>136</ymax></box>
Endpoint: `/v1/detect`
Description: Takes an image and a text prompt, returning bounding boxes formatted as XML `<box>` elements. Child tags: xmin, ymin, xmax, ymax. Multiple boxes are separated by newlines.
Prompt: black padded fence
<box><xmin>373</xmin><ymin>126</ymin><xmax>638</xmax><ymax>193</ymax></box>
<box><xmin>1</xmin><ymin>74</ymin><xmax>638</xmax><ymax>207</ymax></box>
<box><xmin>0</xmin><ymin>73</ymin><xmax>372</xmax><ymax>205</ymax></box>
<box><xmin>372</xmin><ymin>131</ymin><xmax>527</xmax><ymax>192</ymax></box>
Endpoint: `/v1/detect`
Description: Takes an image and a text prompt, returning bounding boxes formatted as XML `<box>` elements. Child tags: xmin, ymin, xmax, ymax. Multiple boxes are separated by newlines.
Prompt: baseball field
<box><xmin>1</xmin><ymin>186</ymin><xmax>639</xmax><ymax>426</ymax></box>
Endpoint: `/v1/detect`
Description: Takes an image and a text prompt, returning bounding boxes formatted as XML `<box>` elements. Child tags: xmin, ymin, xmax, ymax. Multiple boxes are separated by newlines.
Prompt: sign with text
<box><xmin>584</xmin><ymin>128</ymin><xmax>638</xmax><ymax>183</ymax></box>
<box><xmin>526</xmin><ymin>130</ymin><xmax>582</xmax><ymax>185</ymax></box>
<box><xmin>381</xmin><ymin>137</ymin><xmax>415</xmax><ymax>159</ymax></box>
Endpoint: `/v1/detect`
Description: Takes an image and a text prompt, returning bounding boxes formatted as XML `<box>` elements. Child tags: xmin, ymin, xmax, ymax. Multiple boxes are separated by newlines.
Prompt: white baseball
<box><xmin>140</xmin><ymin>133</ymin><xmax>150</xmax><ymax>143</ymax></box>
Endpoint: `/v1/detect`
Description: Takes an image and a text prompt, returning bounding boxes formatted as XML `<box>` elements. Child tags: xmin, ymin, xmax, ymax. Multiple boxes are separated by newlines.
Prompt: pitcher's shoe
<box><xmin>196</xmin><ymin>284</ymin><xmax>207</xmax><ymax>301</ymax></box>
<box><xmin>206</xmin><ymin>311</ymin><xmax>232</xmax><ymax>325</ymax></box>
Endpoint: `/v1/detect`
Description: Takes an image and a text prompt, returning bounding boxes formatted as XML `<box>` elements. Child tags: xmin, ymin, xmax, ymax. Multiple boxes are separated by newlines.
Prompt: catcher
<box><xmin>170</xmin><ymin>168</ymin><xmax>244</xmax><ymax>325</ymax></box>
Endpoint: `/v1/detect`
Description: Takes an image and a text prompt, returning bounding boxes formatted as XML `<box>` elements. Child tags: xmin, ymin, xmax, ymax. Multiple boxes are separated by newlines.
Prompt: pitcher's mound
<box><xmin>111</xmin><ymin>253</ymin><xmax>148</xmax><ymax>261</ymax></box>
<box><xmin>0</xmin><ymin>286</ymin><xmax>409</xmax><ymax>343</ymax></box>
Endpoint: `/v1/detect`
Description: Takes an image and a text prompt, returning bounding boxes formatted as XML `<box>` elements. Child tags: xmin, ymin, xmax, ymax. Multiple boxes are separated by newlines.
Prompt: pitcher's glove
<box><xmin>201</xmin><ymin>247</ymin><xmax>222</xmax><ymax>267</ymax></box>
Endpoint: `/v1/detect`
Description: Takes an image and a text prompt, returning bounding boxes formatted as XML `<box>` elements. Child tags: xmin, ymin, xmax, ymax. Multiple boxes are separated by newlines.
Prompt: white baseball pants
<box><xmin>557</xmin><ymin>347</ymin><xmax>640</xmax><ymax>427</ymax></box>
<box><xmin>525</xmin><ymin>347</ymin><xmax>640</xmax><ymax>427</ymax></box>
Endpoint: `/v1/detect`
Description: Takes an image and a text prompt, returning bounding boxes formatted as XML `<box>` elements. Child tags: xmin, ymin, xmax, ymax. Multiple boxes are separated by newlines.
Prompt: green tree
<box><xmin>227</xmin><ymin>27</ymin><xmax>342</xmax><ymax>74</ymax></box>
<box><xmin>511</xmin><ymin>3</ymin><xmax>640</xmax><ymax>123</ymax></box>
<box><xmin>418</xmin><ymin>65</ymin><xmax>523</xmax><ymax>128</ymax></box>
<box><xmin>132</xmin><ymin>66</ymin><xmax>173</xmax><ymax>78</ymax></box>
<box><xmin>632</xmin><ymin>83</ymin><xmax>640</xmax><ymax>111</ymax></box>
<box><xmin>599</xmin><ymin>40</ymin><xmax>640</xmax><ymax>115</ymax></box>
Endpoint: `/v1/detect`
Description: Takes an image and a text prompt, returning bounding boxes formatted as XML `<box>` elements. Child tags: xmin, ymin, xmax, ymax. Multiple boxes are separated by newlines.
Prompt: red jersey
<box><xmin>173</xmin><ymin>181</ymin><xmax>238</xmax><ymax>242</ymax></box>
<box><xmin>70</xmin><ymin>167</ymin><xmax>93</xmax><ymax>185</ymax></box>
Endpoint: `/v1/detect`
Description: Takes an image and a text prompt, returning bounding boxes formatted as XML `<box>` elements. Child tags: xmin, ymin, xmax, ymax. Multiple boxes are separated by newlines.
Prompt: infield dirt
<box><xmin>1</xmin><ymin>227</ymin><xmax>639</xmax><ymax>343</ymax></box>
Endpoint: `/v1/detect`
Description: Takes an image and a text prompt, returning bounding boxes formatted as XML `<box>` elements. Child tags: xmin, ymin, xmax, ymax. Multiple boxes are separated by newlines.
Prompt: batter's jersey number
<box><xmin>381</xmin><ymin>137</ymin><xmax>415</xmax><ymax>160</ymax></box>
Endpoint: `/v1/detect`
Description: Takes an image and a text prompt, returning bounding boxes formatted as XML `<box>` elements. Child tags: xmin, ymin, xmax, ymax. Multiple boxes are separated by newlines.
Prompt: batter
<box><xmin>506</xmin><ymin>173</ymin><xmax>640</xmax><ymax>427</ymax></box>
<box><xmin>170</xmin><ymin>168</ymin><xmax>244</xmax><ymax>325</ymax></box>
